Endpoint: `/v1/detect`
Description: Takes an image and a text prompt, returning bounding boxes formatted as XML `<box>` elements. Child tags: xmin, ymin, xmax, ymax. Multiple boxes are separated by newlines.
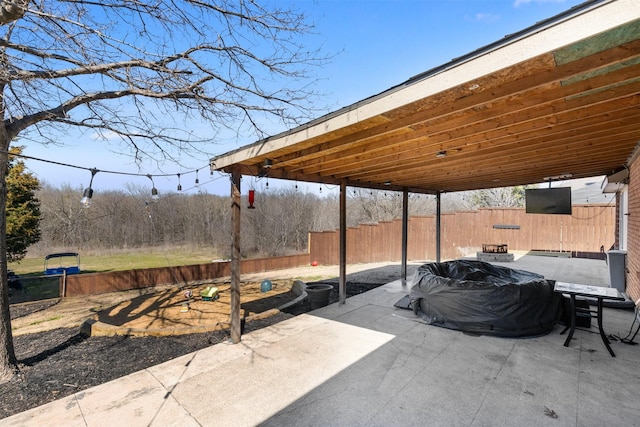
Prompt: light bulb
<box><xmin>80</xmin><ymin>187</ymin><xmax>93</xmax><ymax>208</ymax></box>
<box><xmin>80</xmin><ymin>168</ymin><xmax>98</xmax><ymax>208</ymax></box>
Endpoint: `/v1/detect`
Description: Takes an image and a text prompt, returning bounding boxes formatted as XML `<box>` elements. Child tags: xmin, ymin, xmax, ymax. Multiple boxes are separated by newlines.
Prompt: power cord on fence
<box><xmin>607</xmin><ymin>306</ymin><xmax>640</xmax><ymax>345</ymax></box>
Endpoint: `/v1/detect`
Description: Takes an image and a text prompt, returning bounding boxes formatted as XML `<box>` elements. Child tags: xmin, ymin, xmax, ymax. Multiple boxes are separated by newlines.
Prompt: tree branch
<box><xmin>0</xmin><ymin>0</ymin><xmax>28</xmax><ymax>25</ymax></box>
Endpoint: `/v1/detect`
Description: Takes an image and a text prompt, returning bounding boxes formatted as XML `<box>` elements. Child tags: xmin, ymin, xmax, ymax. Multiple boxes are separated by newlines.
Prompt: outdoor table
<box><xmin>554</xmin><ymin>281</ymin><xmax>625</xmax><ymax>357</ymax></box>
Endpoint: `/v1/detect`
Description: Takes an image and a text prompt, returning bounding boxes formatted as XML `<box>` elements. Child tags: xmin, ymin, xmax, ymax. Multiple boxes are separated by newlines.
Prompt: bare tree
<box><xmin>243</xmin><ymin>187</ymin><xmax>318</xmax><ymax>256</ymax></box>
<box><xmin>351</xmin><ymin>189</ymin><xmax>439</xmax><ymax>224</ymax></box>
<box><xmin>465</xmin><ymin>186</ymin><xmax>526</xmax><ymax>209</ymax></box>
<box><xmin>0</xmin><ymin>0</ymin><xmax>327</xmax><ymax>382</ymax></box>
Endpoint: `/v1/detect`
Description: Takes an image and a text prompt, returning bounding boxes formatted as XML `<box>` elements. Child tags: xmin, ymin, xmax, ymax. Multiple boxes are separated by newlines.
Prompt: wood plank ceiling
<box><xmin>211</xmin><ymin>4</ymin><xmax>640</xmax><ymax>195</ymax></box>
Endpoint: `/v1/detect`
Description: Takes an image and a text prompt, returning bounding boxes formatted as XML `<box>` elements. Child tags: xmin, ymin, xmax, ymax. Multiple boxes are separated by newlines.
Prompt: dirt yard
<box><xmin>87</xmin><ymin>280</ymin><xmax>300</xmax><ymax>336</ymax></box>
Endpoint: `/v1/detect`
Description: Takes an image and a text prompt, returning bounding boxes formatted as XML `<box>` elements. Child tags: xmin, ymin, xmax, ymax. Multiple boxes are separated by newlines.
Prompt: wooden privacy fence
<box><xmin>63</xmin><ymin>254</ymin><xmax>310</xmax><ymax>297</ymax></box>
<box><xmin>309</xmin><ymin>205</ymin><xmax>615</xmax><ymax>265</ymax></box>
<box><xmin>57</xmin><ymin>205</ymin><xmax>614</xmax><ymax>298</ymax></box>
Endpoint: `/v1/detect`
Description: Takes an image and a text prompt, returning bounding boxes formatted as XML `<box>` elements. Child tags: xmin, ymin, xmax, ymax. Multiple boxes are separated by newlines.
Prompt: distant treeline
<box><xmin>32</xmin><ymin>183</ymin><xmax>520</xmax><ymax>258</ymax></box>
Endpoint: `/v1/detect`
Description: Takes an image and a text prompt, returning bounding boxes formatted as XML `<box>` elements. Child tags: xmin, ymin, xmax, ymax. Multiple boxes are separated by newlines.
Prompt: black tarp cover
<box><xmin>410</xmin><ymin>260</ymin><xmax>562</xmax><ymax>337</ymax></box>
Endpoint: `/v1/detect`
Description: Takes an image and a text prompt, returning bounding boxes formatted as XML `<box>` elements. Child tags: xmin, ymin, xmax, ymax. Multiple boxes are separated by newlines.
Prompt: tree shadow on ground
<box><xmin>20</xmin><ymin>333</ymin><xmax>88</xmax><ymax>366</ymax></box>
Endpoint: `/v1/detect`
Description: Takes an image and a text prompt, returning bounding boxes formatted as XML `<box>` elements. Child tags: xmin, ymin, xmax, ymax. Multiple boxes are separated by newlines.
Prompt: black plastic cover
<box><xmin>410</xmin><ymin>260</ymin><xmax>562</xmax><ymax>337</ymax></box>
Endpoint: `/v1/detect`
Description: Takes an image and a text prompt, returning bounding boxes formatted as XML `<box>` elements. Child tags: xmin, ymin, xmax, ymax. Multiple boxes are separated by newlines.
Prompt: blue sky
<box><xmin>22</xmin><ymin>0</ymin><xmax>585</xmax><ymax>195</ymax></box>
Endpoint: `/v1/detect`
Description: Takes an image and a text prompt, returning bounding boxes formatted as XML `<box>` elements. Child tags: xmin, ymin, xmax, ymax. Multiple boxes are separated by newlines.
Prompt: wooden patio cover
<box><xmin>212</xmin><ymin>1</ymin><xmax>640</xmax><ymax>194</ymax></box>
<box><xmin>210</xmin><ymin>0</ymin><xmax>640</xmax><ymax>342</ymax></box>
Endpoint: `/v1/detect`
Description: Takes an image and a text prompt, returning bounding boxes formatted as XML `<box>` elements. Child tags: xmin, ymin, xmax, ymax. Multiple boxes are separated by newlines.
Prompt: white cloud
<box><xmin>514</xmin><ymin>0</ymin><xmax>566</xmax><ymax>8</ymax></box>
<box><xmin>90</xmin><ymin>130</ymin><xmax>122</xmax><ymax>141</ymax></box>
<box><xmin>475</xmin><ymin>12</ymin><xmax>500</xmax><ymax>23</ymax></box>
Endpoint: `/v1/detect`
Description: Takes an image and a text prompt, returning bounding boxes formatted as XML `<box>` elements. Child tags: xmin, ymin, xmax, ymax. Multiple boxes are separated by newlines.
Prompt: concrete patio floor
<box><xmin>2</xmin><ymin>254</ymin><xmax>639</xmax><ymax>426</ymax></box>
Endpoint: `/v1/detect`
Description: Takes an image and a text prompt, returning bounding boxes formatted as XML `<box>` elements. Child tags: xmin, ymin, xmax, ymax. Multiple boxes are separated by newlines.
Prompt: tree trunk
<box><xmin>0</xmin><ymin>128</ymin><xmax>18</xmax><ymax>383</ymax></box>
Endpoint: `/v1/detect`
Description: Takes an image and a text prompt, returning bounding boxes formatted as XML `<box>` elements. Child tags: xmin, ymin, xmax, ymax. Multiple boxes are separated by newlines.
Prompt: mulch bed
<box><xmin>1</xmin><ymin>281</ymin><xmax>382</xmax><ymax>419</ymax></box>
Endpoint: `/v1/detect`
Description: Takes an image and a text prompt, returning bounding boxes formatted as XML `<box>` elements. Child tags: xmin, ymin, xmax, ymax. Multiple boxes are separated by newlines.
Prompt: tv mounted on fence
<box><xmin>525</xmin><ymin>187</ymin><xmax>572</xmax><ymax>215</ymax></box>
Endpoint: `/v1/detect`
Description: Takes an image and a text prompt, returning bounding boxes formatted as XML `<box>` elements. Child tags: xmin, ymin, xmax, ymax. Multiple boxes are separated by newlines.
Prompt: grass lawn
<box><xmin>8</xmin><ymin>248</ymin><xmax>320</xmax><ymax>305</ymax></box>
<box><xmin>9</xmin><ymin>248</ymin><xmax>220</xmax><ymax>276</ymax></box>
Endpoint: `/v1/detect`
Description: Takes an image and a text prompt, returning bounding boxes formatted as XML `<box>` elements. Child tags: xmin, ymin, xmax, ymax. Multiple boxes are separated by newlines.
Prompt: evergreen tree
<box><xmin>6</xmin><ymin>147</ymin><xmax>41</xmax><ymax>262</ymax></box>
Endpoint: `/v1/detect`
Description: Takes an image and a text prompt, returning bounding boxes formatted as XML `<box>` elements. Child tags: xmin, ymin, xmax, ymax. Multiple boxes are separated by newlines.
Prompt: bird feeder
<box><xmin>248</xmin><ymin>189</ymin><xmax>256</xmax><ymax>209</ymax></box>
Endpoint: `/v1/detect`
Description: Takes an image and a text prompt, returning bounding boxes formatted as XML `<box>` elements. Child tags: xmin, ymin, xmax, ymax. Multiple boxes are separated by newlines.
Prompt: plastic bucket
<box><xmin>305</xmin><ymin>284</ymin><xmax>334</xmax><ymax>309</ymax></box>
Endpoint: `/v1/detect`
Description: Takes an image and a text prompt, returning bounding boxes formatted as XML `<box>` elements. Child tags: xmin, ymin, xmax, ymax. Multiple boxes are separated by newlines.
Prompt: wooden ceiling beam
<box><xmin>349</xmin><ymin>133</ymin><xmax>637</xmax><ymax>185</ymax></box>
<box><xmin>300</xmin><ymin>96</ymin><xmax>640</xmax><ymax>178</ymax></box>
<box><xmin>266</xmin><ymin>41</ymin><xmax>640</xmax><ymax>172</ymax></box>
<box><xmin>287</xmin><ymin>67</ymin><xmax>640</xmax><ymax>176</ymax></box>
<box><xmin>327</xmin><ymin>106</ymin><xmax>640</xmax><ymax>177</ymax></box>
<box><xmin>353</xmin><ymin>128</ymin><xmax>637</xmax><ymax>178</ymax></box>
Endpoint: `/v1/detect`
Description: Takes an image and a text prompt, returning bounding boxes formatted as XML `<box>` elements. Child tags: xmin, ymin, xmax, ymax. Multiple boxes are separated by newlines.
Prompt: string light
<box><xmin>0</xmin><ymin>149</ymin><xmax>211</xmax><ymax>204</ymax></box>
<box><xmin>147</xmin><ymin>174</ymin><xmax>159</xmax><ymax>201</ymax></box>
<box><xmin>4</xmin><ymin>149</ymin><xmax>208</xmax><ymax>181</ymax></box>
<box><xmin>80</xmin><ymin>168</ymin><xmax>99</xmax><ymax>208</ymax></box>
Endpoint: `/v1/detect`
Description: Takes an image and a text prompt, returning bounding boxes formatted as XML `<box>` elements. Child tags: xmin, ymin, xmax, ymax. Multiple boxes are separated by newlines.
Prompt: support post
<box><xmin>339</xmin><ymin>181</ymin><xmax>347</xmax><ymax>304</ymax></box>
<box><xmin>436</xmin><ymin>191</ymin><xmax>441</xmax><ymax>262</ymax></box>
<box><xmin>230</xmin><ymin>167</ymin><xmax>242</xmax><ymax>343</ymax></box>
<box><xmin>401</xmin><ymin>188</ymin><xmax>409</xmax><ymax>284</ymax></box>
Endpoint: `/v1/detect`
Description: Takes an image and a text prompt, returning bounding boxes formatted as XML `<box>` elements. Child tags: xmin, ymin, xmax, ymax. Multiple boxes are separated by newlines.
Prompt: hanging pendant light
<box><xmin>80</xmin><ymin>168</ymin><xmax>98</xmax><ymax>208</ymax></box>
<box><xmin>147</xmin><ymin>174</ymin><xmax>159</xmax><ymax>201</ymax></box>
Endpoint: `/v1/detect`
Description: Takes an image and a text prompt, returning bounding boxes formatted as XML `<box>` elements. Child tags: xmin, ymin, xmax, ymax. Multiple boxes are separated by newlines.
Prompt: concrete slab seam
<box><xmin>469</xmin><ymin>340</ymin><xmax>518</xmax><ymax>425</ymax></box>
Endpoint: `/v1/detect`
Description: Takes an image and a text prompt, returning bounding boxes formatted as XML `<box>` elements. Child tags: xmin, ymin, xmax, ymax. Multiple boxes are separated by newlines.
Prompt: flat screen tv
<box><xmin>525</xmin><ymin>187</ymin><xmax>572</xmax><ymax>215</ymax></box>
